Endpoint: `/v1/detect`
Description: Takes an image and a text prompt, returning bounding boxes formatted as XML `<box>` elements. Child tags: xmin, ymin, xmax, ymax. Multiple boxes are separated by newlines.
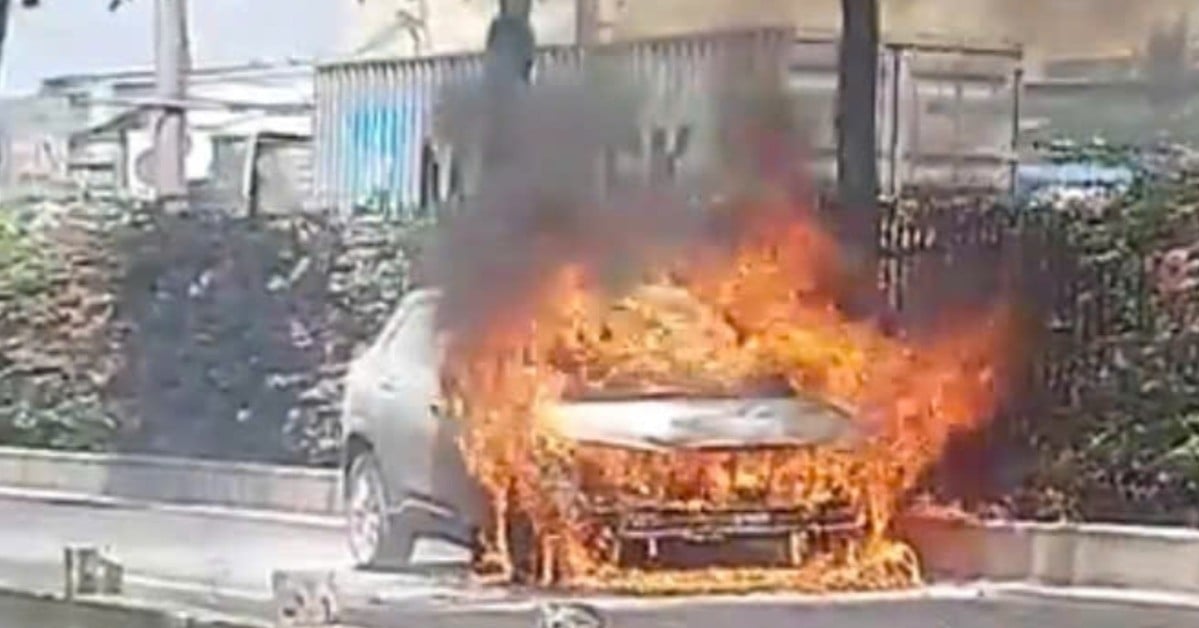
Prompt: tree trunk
<box><xmin>0</xmin><ymin>0</ymin><xmax>11</xmax><ymax>73</ymax></box>
<box><xmin>575</xmin><ymin>0</ymin><xmax>599</xmax><ymax>46</ymax></box>
<box><xmin>836</xmin><ymin>0</ymin><xmax>883</xmax><ymax>320</ymax></box>
<box><xmin>836</xmin><ymin>0</ymin><xmax>880</xmax><ymax>213</ymax></box>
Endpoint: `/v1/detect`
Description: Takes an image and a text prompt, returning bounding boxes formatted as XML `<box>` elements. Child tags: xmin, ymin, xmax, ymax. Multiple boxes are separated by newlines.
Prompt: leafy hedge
<box><xmin>0</xmin><ymin>204</ymin><xmax>120</xmax><ymax>451</ymax></box>
<box><xmin>0</xmin><ymin>198</ymin><xmax>434</xmax><ymax>464</ymax></box>
<box><xmin>1014</xmin><ymin>146</ymin><xmax>1199</xmax><ymax>523</ymax></box>
<box><xmin>8</xmin><ymin>168</ymin><xmax>1199</xmax><ymax>530</ymax></box>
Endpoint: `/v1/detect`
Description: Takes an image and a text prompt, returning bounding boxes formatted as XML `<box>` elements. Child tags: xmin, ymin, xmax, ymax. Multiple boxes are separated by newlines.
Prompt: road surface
<box><xmin>0</xmin><ymin>494</ymin><xmax>352</xmax><ymax>596</ymax></box>
<box><xmin>3</xmin><ymin>495</ymin><xmax>1199</xmax><ymax>627</ymax></box>
<box><xmin>362</xmin><ymin>596</ymin><xmax>1199</xmax><ymax>628</ymax></box>
<box><xmin>0</xmin><ymin>493</ymin><xmax>470</xmax><ymax>621</ymax></box>
<box><xmin>0</xmin><ymin>592</ymin><xmax>170</xmax><ymax>628</ymax></box>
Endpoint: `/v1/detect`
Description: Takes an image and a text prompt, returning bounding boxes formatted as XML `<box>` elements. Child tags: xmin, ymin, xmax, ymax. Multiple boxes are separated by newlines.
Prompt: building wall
<box><xmin>0</xmin><ymin>96</ymin><xmax>80</xmax><ymax>193</ymax></box>
<box><xmin>30</xmin><ymin>64</ymin><xmax>316</xmax><ymax>203</ymax></box>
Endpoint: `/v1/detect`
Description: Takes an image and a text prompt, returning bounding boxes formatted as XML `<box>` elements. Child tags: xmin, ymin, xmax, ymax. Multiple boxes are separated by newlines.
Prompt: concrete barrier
<box><xmin>0</xmin><ymin>446</ymin><xmax>339</xmax><ymax>515</ymax></box>
<box><xmin>900</xmin><ymin>514</ymin><xmax>1199</xmax><ymax>595</ymax></box>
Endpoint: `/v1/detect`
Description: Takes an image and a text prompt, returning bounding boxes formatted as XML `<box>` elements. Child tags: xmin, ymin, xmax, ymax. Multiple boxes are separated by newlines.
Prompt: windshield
<box><xmin>548</xmin><ymin>284</ymin><xmax>807</xmax><ymax>401</ymax></box>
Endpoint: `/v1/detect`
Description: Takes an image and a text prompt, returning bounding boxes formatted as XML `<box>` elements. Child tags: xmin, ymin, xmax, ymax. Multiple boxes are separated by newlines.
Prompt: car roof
<box><xmin>402</xmin><ymin>287</ymin><xmax>442</xmax><ymax>306</ymax></box>
<box><xmin>374</xmin><ymin>288</ymin><xmax>442</xmax><ymax>346</ymax></box>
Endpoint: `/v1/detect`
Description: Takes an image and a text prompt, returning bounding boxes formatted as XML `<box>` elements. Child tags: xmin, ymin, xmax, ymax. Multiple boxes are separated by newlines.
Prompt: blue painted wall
<box><xmin>340</xmin><ymin>94</ymin><xmax>422</xmax><ymax>214</ymax></box>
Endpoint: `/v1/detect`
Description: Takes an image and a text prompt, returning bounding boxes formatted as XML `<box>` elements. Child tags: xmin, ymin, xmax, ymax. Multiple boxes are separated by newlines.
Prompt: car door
<box><xmin>366</xmin><ymin>295</ymin><xmax>444</xmax><ymax>504</ymax></box>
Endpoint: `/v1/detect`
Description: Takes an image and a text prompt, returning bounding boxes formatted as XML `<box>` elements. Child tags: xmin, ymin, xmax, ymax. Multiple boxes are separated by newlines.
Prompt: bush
<box><xmin>0</xmin><ymin>197</ymin><xmax>436</xmax><ymax>465</ymax></box>
<box><xmin>0</xmin><ymin>204</ymin><xmax>120</xmax><ymax>452</ymax></box>
<box><xmin>1017</xmin><ymin>147</ymin><xmax>1199</xmax><ymax>523</ymax></box>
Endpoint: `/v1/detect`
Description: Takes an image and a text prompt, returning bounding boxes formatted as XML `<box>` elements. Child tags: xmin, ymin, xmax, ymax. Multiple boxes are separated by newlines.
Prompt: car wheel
<box><xmin>345</xmin><ymin>452</ymin><xmax>413</xmax><ymax>570</ymax></box>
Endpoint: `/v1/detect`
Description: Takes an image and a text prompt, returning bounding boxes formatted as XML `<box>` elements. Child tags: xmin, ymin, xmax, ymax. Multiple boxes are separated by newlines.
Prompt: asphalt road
<box><xmin>378</xmin><ymin>596</ymin><xmax>1199</xmax><ymax>628</ymax></box>
<box><xmin>3</xmin><ymin>495</ymin><xmax>1199</xmax><ymax>628</ymax></box>
<box><xmin>0</xmin><ymin>495</ymin><xmax>352</xmax><ymax>596</ymax></box>
<box><xmin>0</xmin><ymin>592</ymin><xmax>171</xmax><ymax>628</ymax></box>
<box><xmin>0</xmin><ymin>494</ymin><xmax>471</xmax><ymax>622</ymax></box>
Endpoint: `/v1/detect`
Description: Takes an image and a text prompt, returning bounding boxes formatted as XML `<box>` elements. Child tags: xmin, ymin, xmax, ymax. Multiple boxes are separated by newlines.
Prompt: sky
<box><xmin>1</xmin><ymin>0</ymin><xmax>351</xmax><ymax>94</ymax></box>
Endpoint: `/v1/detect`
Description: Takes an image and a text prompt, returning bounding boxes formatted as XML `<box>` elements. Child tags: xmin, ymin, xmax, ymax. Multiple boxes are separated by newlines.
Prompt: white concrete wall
<box><xmin>900</xmin><ymin>513</ymin><xmax>1199</xmax><ymax>595</ymax></box>
<box><xmin>0</xmin><ymin>446</ymin><xmax>339</xmax><ymax>515</ymax></box>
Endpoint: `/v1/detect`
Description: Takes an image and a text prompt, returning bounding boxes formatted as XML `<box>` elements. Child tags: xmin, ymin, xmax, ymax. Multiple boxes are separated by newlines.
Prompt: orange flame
<box><xmin>443</xmin><ymin>193</ymin><xmax>1012</xmax><ymax>593</ymax></box>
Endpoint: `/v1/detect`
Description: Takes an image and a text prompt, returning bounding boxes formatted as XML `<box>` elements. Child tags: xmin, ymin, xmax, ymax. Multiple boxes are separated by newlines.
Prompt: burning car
<box><xmin>341</xmin><ymin>199</ymin><xmax>1009</xmax><ymax>593</ymax></box>
<box><xmin>340</xmin><ymin>285</ymin><xmax>868</xmax><ymax>574</ymax></box>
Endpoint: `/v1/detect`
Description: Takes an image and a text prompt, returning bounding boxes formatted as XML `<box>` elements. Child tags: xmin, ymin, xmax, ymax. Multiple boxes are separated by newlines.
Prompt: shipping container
<box><xmin>312</xmin><ymin>28</ymin><xmax>1022</xmax><ymax>215</ymax></box>
<box><xmin>889</xmin><ymin>40</ymin><xmax>1022</xmax><ymax>193</ymax></box>
<box><xmin>789</xmin><ymin>34</ymin><xmax>1022</xmax><ymax>195</ymax></box>
<box><xmin>313</xmin><ymin>28</ymin><xmax>790</xmax><ymax>215</ymax></box>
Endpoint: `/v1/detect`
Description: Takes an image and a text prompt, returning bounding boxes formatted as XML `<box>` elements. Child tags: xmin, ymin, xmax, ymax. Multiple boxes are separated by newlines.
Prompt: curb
<box><xmin>899</xmin><ymin>514</ymin><xmax>1199</xmax><ymax>598</ymax></box>
<box><xmin>977</xmin><ymin>581</ymin><xmax>1199</xmax><ymax>612</ymax></box>
<box><xmin>0</xmin><ymin>485</ymin><xmax>343</xmax><ymax>530</ymax></box>
<box><xmin>0</xmin><ymin>446</ymin><xmax>340</xmax><ymax>516</ymax></box>
<box><xmin>0</xmin><ymin>553</ymin><xmax>280</xmax><ymax>628</ymax></box>
<box><xmin>0</xmin><ymin>584</ymin><xmax>272</xmax><ymax>628</ymax></box>
<box><xmin>8</xmin><ymin>446</ymin><xmax>1199</xmax><ymax>611</ymax></box>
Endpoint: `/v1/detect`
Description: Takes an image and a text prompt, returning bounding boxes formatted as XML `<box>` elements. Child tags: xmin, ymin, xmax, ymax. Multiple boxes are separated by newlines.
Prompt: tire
<box><xmin>345</xmin><ymin>451</ymin><xmax>414</xmax><ymax>570</ymax></box>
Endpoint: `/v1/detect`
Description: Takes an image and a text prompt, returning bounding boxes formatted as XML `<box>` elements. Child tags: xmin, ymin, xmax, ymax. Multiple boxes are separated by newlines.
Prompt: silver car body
<box><xmin>340</xmin><ymin>288</ymin><xmax>863</xmax><ymax>553</ymax></box>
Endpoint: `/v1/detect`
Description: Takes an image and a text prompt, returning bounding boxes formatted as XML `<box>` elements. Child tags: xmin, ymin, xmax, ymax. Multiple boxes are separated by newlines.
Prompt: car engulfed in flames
<box><xmin>548</xmin><ymin>392</ymin><xmax>869</xmax><ymax>568</ymax></box>
<box><xmin>439</xmin><ymin>195</ymin><xmax>1011</xmax><ymax>594</ymax></box>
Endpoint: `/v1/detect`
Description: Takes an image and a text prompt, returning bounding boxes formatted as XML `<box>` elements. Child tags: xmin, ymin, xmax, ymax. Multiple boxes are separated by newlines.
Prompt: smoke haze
<box><xmin>610</xmin><ymin>0</ymin><xmax>1193</xmax><ymax>60</ymax></box>
<box><xmin>424</xmin><ymin>69</ymin><xmax>818</xmax><ymax>342</ymax></box>
<box><xmin>342</xmin><ymin>1</ymin><xmax>1193</xmax><ymax>71</ymax></box>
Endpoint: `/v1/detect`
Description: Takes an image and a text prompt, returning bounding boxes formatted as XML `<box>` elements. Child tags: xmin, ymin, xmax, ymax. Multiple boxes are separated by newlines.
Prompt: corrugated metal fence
<box><xmin>313</xmin><ymin>28</ymin><xmax>791</xmax><ymax>215</ymax></box>
<box><xmin>789</xmin><ymin>36</ymin><xmax>1022</xmax><ymax>195</ymax></box>
<box><xmin>890</xmin><ymin>41</ymin><xmax>1022</xmax><ymax>192</ymax></box>
<box><xmin>313</xmin><ymin>29</ymin><xmax>1022</xmax><ymax>216</ymax></box>
<box><xmin>313</xmin><ymin>52</ymin><xmax>481</xmax><ymax>216</ymax></box>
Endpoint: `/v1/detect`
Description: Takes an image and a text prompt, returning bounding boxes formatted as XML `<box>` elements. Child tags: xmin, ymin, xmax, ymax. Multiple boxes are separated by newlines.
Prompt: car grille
<box><xmin>586</xmin><ymin>501</ymin><xmax>865</xmax><ymax>543</ymax></box>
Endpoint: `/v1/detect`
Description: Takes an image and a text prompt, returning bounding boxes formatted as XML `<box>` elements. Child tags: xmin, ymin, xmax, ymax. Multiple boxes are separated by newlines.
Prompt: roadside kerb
<box><xmin>0</xmin><ymin>446</ymin><xmax>339</xmax><ymax>516</ymax></box>
<box><xmin>0</xmin><ymin>556</ymin><xmax>272</xmax><ymax>628</ymax></box>
<box><xmin>899</xmin><ymin>514</ymin><xmax>1199</xmax><ymax>595</ymax></box>
<box><xmin>6</xmin><ymin>446</ymin><xmax>1199</xmax><ymax>600</ymax></box>
<box><xmin>0</xmin><ymin>587</ymin><xmax>269</xmax><ymax>628</ymax></box>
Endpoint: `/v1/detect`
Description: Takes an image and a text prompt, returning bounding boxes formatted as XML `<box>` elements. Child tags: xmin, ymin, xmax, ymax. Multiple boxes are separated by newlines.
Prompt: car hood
<box><xmin>548</xmin><ymin>392</ymin><xmax>863</xmax><ymax>452</ymax></box>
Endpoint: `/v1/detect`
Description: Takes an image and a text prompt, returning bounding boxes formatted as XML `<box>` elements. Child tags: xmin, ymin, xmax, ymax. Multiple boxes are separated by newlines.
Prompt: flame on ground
<box><xmin>441</xmin><ymin>193</ymin><xmax>1012</xmax><ymax>593</ymax></box>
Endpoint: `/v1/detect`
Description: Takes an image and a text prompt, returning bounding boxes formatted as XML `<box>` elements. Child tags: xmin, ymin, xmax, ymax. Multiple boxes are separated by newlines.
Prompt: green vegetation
<box><xmin>1014</xmin><ymin>147</ymin><xmax>1199</xmax><ymax>523</ymax></box>
<box><xmin>0</xmin><ymin>206</ymin><xmax>119</xmax><ymax>451</ymax></box>
<box><xmin>0</xmin><ymin>200</ymin><xmax>434</xmax><ymax>463</ymax></box>
<box><xmin>4</xmin><ymin>169</ymin><xmax>1199</xmax><ymax>528</ymax></box>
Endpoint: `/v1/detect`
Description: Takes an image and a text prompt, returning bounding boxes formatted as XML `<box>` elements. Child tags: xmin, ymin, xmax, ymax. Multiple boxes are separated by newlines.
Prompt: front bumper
<box><xmin>599</xmin><ymin>503</ymin><xmax>865</xmax><ymax>543</ymax></box>
<box><xmin>543</xmin><ymin>435</ymin><xmax>870</xmax><ymax>566</ymax></box>
<box><xmin>574</xmin><ymin>497</ymin><xmax>867</xmax><ymax>566</ymax></box>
